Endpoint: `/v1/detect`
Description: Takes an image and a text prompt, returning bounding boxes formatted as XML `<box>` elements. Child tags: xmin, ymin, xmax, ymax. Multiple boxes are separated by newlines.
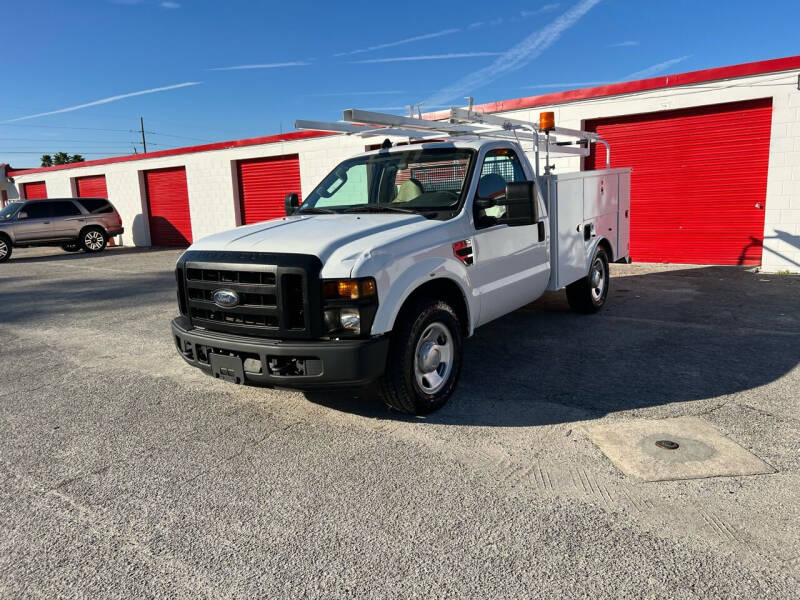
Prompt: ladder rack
<box><xmin>294</xmin><ymin>105</ymin><xmax>611</xmax><ymax>171</ymax></box>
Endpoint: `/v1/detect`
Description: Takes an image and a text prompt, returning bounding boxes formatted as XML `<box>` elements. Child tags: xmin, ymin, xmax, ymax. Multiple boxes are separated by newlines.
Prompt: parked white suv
<box><xmin>0</xmin><ymin>198</ymin><xmax>124</xmax><ymax>262</ymax></box>
<box><xmin>171</xmin><ymin>129</ymin><xmax>630</xmax><ymax>414</ymax></box>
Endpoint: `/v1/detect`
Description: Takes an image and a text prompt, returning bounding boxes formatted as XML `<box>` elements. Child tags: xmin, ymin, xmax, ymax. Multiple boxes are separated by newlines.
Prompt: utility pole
<box><xmin>140</xmin><ymin>117</ymin><xmax>147</xmax><ymax>153</ymax></box>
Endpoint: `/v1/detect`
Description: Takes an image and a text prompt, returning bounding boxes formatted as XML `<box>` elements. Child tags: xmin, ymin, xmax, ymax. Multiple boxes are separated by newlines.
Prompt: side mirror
<box><xmin>498</xmin><ymin>182</ymin><xmax>539</xmax><ymax>226</ymax></box>
<box><xmin>284</xmin><ymin>193</ymin><xmax>300</xmax><ymax>216</ymax></box>
<box><xmin>17</xmin><ymin>211</ymin><xmax>27</xmax><ymax>220</ymax></box>
<box><xmin>475</xmin><ymin>182</ymin><xmax>539</xmax><ymax>227</ymax></box>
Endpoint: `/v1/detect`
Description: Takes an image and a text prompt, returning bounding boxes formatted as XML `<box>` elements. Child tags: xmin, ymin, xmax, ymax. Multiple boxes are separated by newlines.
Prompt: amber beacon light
<box><xmin>539</xmin><ymin>111</ymin><xmax>555</xmax><ymax>132</ymax></box>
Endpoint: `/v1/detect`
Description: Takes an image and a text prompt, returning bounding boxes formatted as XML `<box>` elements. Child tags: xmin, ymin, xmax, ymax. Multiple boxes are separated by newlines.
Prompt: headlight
<box><xmin>323</xmin><ymin>307</ymin><xmax>361</xmax><ymax>336</ymax></box>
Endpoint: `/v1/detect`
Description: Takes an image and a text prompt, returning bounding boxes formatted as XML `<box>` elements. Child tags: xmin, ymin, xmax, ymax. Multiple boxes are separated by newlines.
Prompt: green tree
<box><xmin>70</xmin><ymin>154</ymin><xmax>85</xmax><ymax>163</ymax></box>
<box><xmin>40</xmin><ymin>154</ymin><xmax>53</xmax><ymax>167</ymax></box>
<box><xmin>53</xmin><ymin>152</ymin><xmax>70</xmax><ymax>165</ymax></box>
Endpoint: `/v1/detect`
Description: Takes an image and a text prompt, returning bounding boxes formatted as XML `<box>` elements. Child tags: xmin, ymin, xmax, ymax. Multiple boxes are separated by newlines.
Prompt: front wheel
<box><xmin>566</xmin><ymin>246</ymin><xmax>610</xmax><ymax>313</ymax></box>
<box><xmin>379</xmin><ymin>299</ymin><xmax>463</xmax><ymax>415</ymax></box>
<box><xmin>0</xmin><ymin>237</ymin><xmax>11</xmax><ymax>262</ymax></box>
<box><xmin>80</xmin><ymin>228</ymin><xmax>107</xmax><ymax>253</ymax></box>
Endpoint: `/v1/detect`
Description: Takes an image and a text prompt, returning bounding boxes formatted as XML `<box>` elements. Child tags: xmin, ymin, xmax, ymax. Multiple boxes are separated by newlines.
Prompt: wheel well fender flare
<box><xmin>370</xmin><ymin>258</ymin><xmax>474</xmax><ymax>337</ymax></box>
<box><xmin>585</xmin><ymin>236</ymin><xmax>613</xmax><ymax>273</ymax></box>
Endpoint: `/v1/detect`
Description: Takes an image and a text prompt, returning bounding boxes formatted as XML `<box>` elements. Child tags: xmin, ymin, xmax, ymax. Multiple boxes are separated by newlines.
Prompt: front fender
<box><xmin>368</xmin><ymin>256</ymin><xmax>476</xmax><ymax>337</ymax></box>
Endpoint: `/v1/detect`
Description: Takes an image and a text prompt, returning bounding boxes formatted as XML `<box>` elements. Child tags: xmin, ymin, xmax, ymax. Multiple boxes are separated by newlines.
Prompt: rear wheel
<box><xmin>61</xmin><ymin>242</ymin><xmax>81</xmax><ymax>252</ymax></box>
<box><xmin>80</xmin><ymin>228</ymin><xmax>107</xmax><ymax>253</ymax></box>
<box><xmin>379</xmin><ymin>299</ymin><xmax>463</xmax><ymax>415</ymax></box>
<box><xmin>566</xmin><ymin>246</ymin><xmax>610</xmax><ymax>313</ymax></box>
<box><xmin>0</xmin><ymin>237</ymin><xmax>11</xmax><ymax>262</ymax></box>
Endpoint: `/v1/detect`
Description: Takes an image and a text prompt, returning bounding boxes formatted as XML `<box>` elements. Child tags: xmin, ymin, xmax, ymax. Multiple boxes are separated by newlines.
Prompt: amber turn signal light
<box><xmin>323</xmin><ymin>278</ymin><xmax>377</xmax><ymax>300</ymax></box>
<box><xmin>539</xmin><ymin>111</ymin><xmax>555</xmax><ymax>132</ymax></box>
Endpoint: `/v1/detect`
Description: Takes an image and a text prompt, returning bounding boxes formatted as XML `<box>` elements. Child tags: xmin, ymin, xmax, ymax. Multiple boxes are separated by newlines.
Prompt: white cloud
<box><xmin>209</xmin><ymin>61</ymin><xmax>311</xmax><ymax>71</ymax></box>
<box><xmin>522</xmin><ymin>81</ymin><xmax>612</xmax><ymax>89</ymax></box>
<box><xmin>607</xmin><ymin>40</ymin><xmax>639</xmax><ymax>48</ymax></box>
<box><xmin>520</xmin><ymin>4</ymin><xmax>560</xmax><ymax>18</ymax></box>
<box><xmin>3</xmin><ymin>82</ymin><xmax>203</xmax><ymax>123</ymax></box>
<box><xmin>425</xmin><ymin>0</ymin><xmax>602</xmax><ymax>106</ymax></box>
<box><xmin>161</xmin><ymin>1</ymin><xmax>180</xmax><ymax>8</ymax></box>
<box><xmin>622</xmin><ymin>55</ymin><xmax>690</xmax><ymax>80</ymax></box>
<box><xmin>333</xmin><ymin>28</ymin><xmax>460</xmax><ymax>57</ymax></box>
<box><xmin>350</xmin><ymin>52</ymin><xmax>502</xmax><ymax>64</ymax></box>
<box><xmin>302</xmin><ymin>90</ymin><xmax>409</xmax><ymax>97</ymax></box>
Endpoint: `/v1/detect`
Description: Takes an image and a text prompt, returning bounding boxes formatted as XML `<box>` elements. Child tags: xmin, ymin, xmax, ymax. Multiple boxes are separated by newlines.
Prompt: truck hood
<box><xmin>188</xmin><ymin>213</ymin><xmax>440</xmax><ymax>270</ymax></box>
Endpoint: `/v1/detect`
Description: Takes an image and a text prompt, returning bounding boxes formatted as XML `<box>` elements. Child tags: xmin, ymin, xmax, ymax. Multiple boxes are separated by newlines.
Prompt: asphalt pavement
<box><xmin>1</xmin><ymin>246</ymin><xmax>799</xmax><ymax>599</ymax></box>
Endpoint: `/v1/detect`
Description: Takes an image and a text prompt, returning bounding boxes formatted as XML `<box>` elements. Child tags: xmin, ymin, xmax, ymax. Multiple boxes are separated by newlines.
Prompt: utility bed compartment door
<box><xmin>548</xmin><ymin>168</ymin><xmax>631</xmax><ymax>290</ymax></box>
<box><xmin>552</xmin><ymin>178</ymin><xmax>587</xmax><ymax>289</ymax></box>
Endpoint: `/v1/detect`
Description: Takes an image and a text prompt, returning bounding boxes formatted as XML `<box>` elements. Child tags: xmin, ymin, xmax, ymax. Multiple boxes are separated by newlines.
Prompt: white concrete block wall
<box><xmin>8</xmin><ymin>68</ymin><xmax>800</xmax><ymax>270</ymax></box>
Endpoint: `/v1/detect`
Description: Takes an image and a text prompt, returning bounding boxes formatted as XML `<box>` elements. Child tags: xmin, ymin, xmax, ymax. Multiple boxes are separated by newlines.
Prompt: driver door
<box><xmin>470</xmin><ymin>148</ymin><xmax>550</xmax><ymax>326</ymax></box>
<box><xmin>13</xmin><ymin>201</ymin><xmax>55</xmax><ymax>242</ymax></box>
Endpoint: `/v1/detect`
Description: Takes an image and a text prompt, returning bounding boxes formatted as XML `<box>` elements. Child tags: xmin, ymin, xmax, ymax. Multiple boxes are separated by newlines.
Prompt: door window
<box><xmin>475</xmin><ymin>149</ymin><xmax>527</xmax><ymax>228</ymax></box>
<box><xmin>52</xmin><ymin>201</ymin><xmax>81</xmax><ymax>217</ymax></box>
<box><xmin>22</xmin><ymin>202</ymin><xmax>52</xmax><ymax>219</ymax></box>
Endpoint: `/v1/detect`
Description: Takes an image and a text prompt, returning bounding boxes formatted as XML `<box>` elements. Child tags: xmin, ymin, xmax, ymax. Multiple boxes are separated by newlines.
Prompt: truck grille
<box><xmin>178</xmin><ymin>251</ymin><xmax>322</xmax><ymax>340</ymax></box>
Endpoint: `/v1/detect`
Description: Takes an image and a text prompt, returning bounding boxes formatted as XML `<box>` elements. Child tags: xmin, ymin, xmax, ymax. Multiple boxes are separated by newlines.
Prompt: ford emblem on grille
<box><xmin>213</xmin><ymin>289</ymin><xmax>240</xmax><ymax>308</ymax></box>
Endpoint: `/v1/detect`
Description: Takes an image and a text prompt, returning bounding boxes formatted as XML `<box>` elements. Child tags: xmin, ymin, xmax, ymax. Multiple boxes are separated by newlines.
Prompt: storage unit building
<box><xmin>5</xmin><ymin>55</ymin><xmax>800</xmax><ymax>272</ymax></box>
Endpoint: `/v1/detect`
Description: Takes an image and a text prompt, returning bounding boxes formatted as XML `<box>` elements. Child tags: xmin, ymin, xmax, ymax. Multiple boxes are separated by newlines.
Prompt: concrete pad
<box><xmin>585</xmin><ymin>416</ymin><xmax>776</xmax><ymax>481</ymax></box>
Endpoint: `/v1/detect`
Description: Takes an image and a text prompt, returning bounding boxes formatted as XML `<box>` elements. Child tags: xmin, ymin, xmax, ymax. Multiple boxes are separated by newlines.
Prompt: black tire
<box><xmin>566</xmin><ymin>246</ymin><xmax>610</xmax><ymax>313</ymax></box>
<box><xmin>379</xmin><ymin>298</ymin><xmax>463</xmax><ymax>415</ymax></box>
<box><xmin>61</xmin><ymin>242</ymin><xmax>81</xmax><ymax>252</ymax></box>
<box><xmin>0</xmin><ymin>236</ymin><xmax>11</xmax><ymax>263</ymax></box>
<box><xmin>80</xmin><ymin>227</ymin><xmax>107</xmax><ymax>253</ymax></box>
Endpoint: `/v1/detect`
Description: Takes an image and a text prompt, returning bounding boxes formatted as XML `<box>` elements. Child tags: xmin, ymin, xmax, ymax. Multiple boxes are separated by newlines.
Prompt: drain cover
<box><xmin>655</xmin><ymin>440</ymin><xmax>680</xmax><ymax>450</ymax></box>
<box><xmin>584</xmin><ymin>417</ymin><xmax>776</xmax><ymax>481</ymax></box>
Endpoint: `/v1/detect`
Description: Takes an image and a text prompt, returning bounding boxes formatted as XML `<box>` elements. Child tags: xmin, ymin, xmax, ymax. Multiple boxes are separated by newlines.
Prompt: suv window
<box><xmin>22</xmin><ymin>202</ymin><xmax>52</xmax><ymax>219</ymax></box>
<box><xmin>52</xmin><ymin>201</ymin><xmax>82</xmax><ymax>217</ymax></box>
<box><xmin>76</xmin><ymin>198</ymin><xmax>114</xmax><ymax>214</ymax></box>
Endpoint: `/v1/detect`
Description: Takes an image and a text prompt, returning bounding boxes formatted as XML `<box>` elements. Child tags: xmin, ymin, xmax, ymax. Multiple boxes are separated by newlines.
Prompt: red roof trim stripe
<box><xmin>8</xmin><ymin>55</ymin><xmax>799</xmax><ymax>177</ymax></box>
<box><xmin>8</xmin><ymin>130</ymin><xmax>333</xmax><ymax>177</ymax></box>
<box><xmin>425</xmin><ymin>54</ymin><xmax>800</xmax><ymax>120</ymax></box>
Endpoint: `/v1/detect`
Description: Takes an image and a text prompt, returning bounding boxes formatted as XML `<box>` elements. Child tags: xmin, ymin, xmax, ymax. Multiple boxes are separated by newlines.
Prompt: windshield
<box><xmin>0</xmin><ymin>202</ymin><xmax>22</xmax><ymax>220</ymax></box>
<box><xmin>299</xmin><ymin>147</ymin><xmax>475</xmax><ymax>215</ymax></box>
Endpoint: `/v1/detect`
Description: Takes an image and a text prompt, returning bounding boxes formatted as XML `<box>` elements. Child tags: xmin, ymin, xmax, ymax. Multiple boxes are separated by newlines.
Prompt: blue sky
<box><xmin>2</xmin><ymin>0</ymin><xmax>798</xmax><ymax>167</ymax></box>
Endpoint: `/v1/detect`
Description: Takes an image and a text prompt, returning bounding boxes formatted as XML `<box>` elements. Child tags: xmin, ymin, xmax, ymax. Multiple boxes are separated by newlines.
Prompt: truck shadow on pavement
<box><xmin>307</xmin><ymin>266</ymin><xmax>800</xmax><ymax>427</ymax></box>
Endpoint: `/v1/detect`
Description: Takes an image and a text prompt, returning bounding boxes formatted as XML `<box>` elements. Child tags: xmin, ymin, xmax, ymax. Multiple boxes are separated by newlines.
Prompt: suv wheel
<box><xmin>0</xmin><ymin>236</ymin><xmax>11</xmax><ymax>263</ymax></box>
<box><xmin>379</xmin><ymin>298</ymin><xmax>463</xmax><ymax>415</ymax></box>
<box><xmin>61</xmin><ymin>242</ymin><xmax>81</xmax><ymax>253</ymax></box>
<box><xmin>80</xmin><ymin>228</ymin><xmax>107</xmax><ymax>253</ymax></box>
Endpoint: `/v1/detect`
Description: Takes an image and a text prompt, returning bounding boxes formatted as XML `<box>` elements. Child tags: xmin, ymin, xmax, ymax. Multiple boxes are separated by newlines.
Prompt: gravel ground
<box><xmin>1</xmin><ymin>246</ymin><xmax>799</xmax><ymax>599</ymax></box>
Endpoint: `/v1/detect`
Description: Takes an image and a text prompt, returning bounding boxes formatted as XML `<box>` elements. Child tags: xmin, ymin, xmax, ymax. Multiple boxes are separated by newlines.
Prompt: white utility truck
<box><xmin>172</xmin><ymin>107</ymin><xmax>631</xmax><ymax>414</ymax></box>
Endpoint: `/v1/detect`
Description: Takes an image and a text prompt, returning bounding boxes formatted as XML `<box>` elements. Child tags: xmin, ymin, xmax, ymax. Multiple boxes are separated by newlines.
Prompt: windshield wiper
<box><xmin>343</xmin><ymin>205</ymin><xmax>416</xmax><ymax>214</ymax></box>
<box><xmin>297</xmin><ymin>207</ymin><xmax>336</xmax><ymax>214</ymax></box>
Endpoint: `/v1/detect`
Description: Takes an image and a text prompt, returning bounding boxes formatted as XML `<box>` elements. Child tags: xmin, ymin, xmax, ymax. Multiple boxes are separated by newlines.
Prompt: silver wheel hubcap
<box><xmin>590</xmin><ymin>257</ymin><xmax>606</xmax><ymax>302</ymax></box>
<box><xmin>414</xmin><ymin>322</ymin><xmax>453</xmax><ymax>394</ymax></box>
<box><xmin>0</xmin><ymin>240</ymin><xmax>7</xmax><ymax>258</ymax></box>
<box><xmin>85</xmin><ymin>231</ymin><xmax>103</xmax><ymax>250</ymax></box>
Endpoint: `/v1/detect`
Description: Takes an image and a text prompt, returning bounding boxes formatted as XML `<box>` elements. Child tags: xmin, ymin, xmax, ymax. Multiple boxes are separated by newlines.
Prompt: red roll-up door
<box><xmin>585</xmin><ymin>98</ymin><xmax>772</xmax><ymax>265</ymax></box>
<box><xmin>237</xmin><ymin>155</ymin><xmax>301</xmax><ymax>225</ymax></box>
<box><xmin>76</xmin><ymin>175</ymin><xmax>108</xmax><ymax>198</ymax></box>
<box><xmin>23</xmin><ymin>181</ymin><xmax>48</xmax><ymax>199</ymax></box>
<box><xmin>144</xmin><ymin>167</ymin><xmax>192</xmax><ymax>247</ymax></box>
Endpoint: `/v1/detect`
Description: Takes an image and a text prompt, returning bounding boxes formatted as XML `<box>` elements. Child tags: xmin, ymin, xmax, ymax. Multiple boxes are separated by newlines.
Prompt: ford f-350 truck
<box><xmin>172</xmin><ymin>108</ymin><xmax>630</xmax><ymax>414</ymax></box>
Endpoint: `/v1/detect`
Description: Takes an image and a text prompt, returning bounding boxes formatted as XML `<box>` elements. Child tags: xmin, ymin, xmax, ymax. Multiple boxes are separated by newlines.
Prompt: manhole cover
<box><xmin>584</xmin><ymin>417</ymin><xmax>775</xmax><ymax>481</ymax></box>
